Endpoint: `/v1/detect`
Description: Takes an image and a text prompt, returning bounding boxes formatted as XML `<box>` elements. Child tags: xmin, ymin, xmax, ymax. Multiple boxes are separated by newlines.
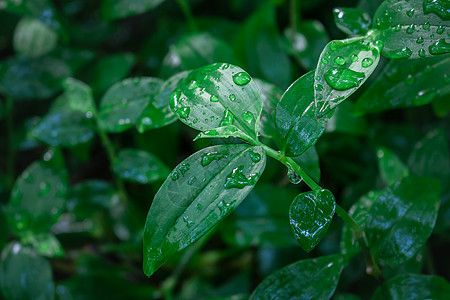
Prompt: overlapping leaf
<box><xmin>333</xmin><ymin>7</ymin><xmax>371</xmax><ymax>35</ymax></box>
<box><xmin>13</xmin><ymin>17</ymin><xmax>57</xmax><ymax>57</ymax></box>
<box><xmin>102</xmin><ymin>0</ymin><xmax>165</xmax><ymax>20</ymax></box>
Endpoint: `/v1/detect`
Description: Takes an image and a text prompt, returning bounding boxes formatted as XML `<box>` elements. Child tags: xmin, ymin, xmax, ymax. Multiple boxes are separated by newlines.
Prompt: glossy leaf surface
<box><xmin>99</xmin><ymin>77</ymin><xmax>163</xmax><ymax>133</ymax></box>
<box><xmin>354</xmin><ymin>54</ymin><xmax>450</xmax><ymax>114</ymax></box>
<box><xmin>275</xmin><ymin>71</ymin><xmax>329</xmax><ymax>157</ymax></box>
<box><xmin>0</xmin><ymin>243</ymin><xmax>54</xmax><ymax>300</ymax></box>
<box><xmin>254</xmin><ymin>78</ymin><xmax>282</xmax><ymax>141</ymax></box>
<box><xmin>13</xmin><ymin>17</ymin><xmax>57</xmax><ymax>57</ymax></box>
<box><xmin>250</xmin><ymin>255</ymin><xmax>344</xmax><ymax>300</ymax></box>
<box><xmin>143</xmin><ymin>144</ymin><xmax>266</xmax><ymax>276</ymax></box>
<box><xmin>371</xmin><ymin>274</ymin><xmax>450</xmax><ymax>300</ymax></box>
<box><xmin>289</xmin><ymin>189</ymin><xmax>336</xmax><ymax>252</ymax></box>
<box><xmin>377</xmin><ymin>147</ymin><xmax>409</xmax><ymax>185</ymax></box>
<box><xmin>113</xmin><ymin>149</ymin><xmax>170</xmax><ymax>184</ymax></box>
<box><xmin>365</xmin><ymin>176</ymin><xmax>441</xmax><ymax>267</ymax></box>
<box><xmin>315</xmin><ymin>36</ymin><xmax>381</xmax><ymax>116</ymax></box>
<box><xmin>169</xmin><ymin>63</ymin><xmax>262</xmax><ymax>139</ymax></box>
<box><xmin>373</xmin><ymin>0</ymin><xmax>450</xmax><ymax>59</ymax></box>
<box><xmin>292</xmin><ymin>146</ymin><xmax>321</xmax><ymax>182</ymax></box>
<box><xmin>102</xmin><ymin>0</ymin><xmax>165</xmax><ymax>20</ymax></box>
<box><xmin>333</xmin><ymin>7</ymin><xmax>371</xmax><ymax>35</ymax></box>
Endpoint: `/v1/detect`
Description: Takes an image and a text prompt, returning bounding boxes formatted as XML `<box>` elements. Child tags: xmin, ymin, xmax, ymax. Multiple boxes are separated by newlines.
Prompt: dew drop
<box><xmin>394</xmin><ymin>24</ymin><xmax>401</xmax><ymax>32</ymax></box>
<box><xmin>220</xmin><ymin>109</ymin><xmax>234</xmax><ymax>126</ymax></box>
<box><xmin>423</xmin><ymin>0</ymin><xmax>450</xmax><ymax>21</ymax></box>
<box><xmin>429</xmin><ymin>39</ymin><xmax>450</xmax><ymax>55</ymax></box>
<box><xmin>418</xmin><ymin>48</ymin><xmax>426</xmax><ymax>57</ymax></box>
<box><xmin>39</xmin><ymin>182</ymin><xmax>51</xmax><ymax>197</ymax></box>
<box><xmin>195</xmin><ymin>203</ymin><xmax>203</xmax><ymax>211</ymax></box>
<box><xmin>201</xmin><ymin>150</ymin><xmax>228</xmax><ymax>166</ymax></box>
<box><xmin>183</xmin><ymin>216</ymin><xmax>194</xmax><ymax>228</ymax></box>
<box><xmin>423</xmin><ymin>22</ymin><xmax>431</xmax><ymax>30</ymax></box>
<box><xmin>175</xmin><ymin>106</ymin><xmax>190</xmax><ymax>120</ymax></box>
<box><xmin>321</xmin><ymin>57</ymin><xmax>329</xmax><ymax>64</ymax></box>
<box><xmin>188</xmin><ymin>176</ymin><xmax>197</xmax><ymax>185</ymax></box>
<box><xmin>405</xmin><ymin>74</ymin><xmax>415</xmax><ymax>85</ymax></box>
<box><xmin>437</xmin><ymin>25</ymin><xmax>446</xmax><ymax>34</ymax></box>
<box><xmin>249</xmin><ymin>151</ymin><xmax>261</xmax><ymax>163</ymax></box>
<box><xmin>350</xmin><ymin>54</ymin><xmax>358</xmax><ymax>62</ymax></box>
<box><xmin>210</xmin><ymin>95</ymin><xmax>219</xmax><ymax>102</ymax></box>
<box><xmin>361</xmin><ymin>57</ymin><xmax>373</xmax><ymax>67</ymax></box>
<box><xmin>242</xmin><ymin>111</ymin><xmax>253</xmax><ymax>123</ymax></box>
<box><xmin>170</xmin><ymin>171</ymin><xmax>180</xmax><ymax>181</ymax></box>
<box><xmin>179</xmin><ymin>163</ymin><xmax>190</xmax><ymax>175</ymax></box>
<box><xmin>287</xmin><ymin>169</ymin><xmax>302</xmax><ymax>184</ymax></box>
<box><xmin>187</xmin><ymin>80</ymin><xmax>198</xmax><ymax>90</ymax></box>
<box><xmin>324</xmin><ymin>68</ymin><xmax>366</xmax><ymax>90</ymax></box>
<box><xmin>386</xmin><ymin>47</ymin><xmax>413</xmax><ymax>59</ymax></box>
<box><xmin>416</xmin><ymin>37</ymin><xmax>424</xmax><ymax>44</ymax></box>
<box><xmin>229</xmin><ymin>94</ymin><xmax>236</xmax><ymax>101</ymax></box>
<box><xmin>232</xmin><ymin>72</ymin><xmax>251</xmax><ymax>86</ymax></box>
<box><xmin>224</xmin><ymin>166</ymin><xmax>259</xmax><ymax>189</ymax></box>
<box><xmin>414</xmin><ymin>89</ymin><xmax>437</xmax><ymax>105</ymax></box>
<box><xmin>334</xmin><ymin>56</ymin><xmax>346</xmax><ymax>65</ymax></box>
<box><xmin>406</xmin><ymin>24</ymin><xmax>415</xmax><ymax>34</ymax></box>
<box><xmin>406</xmin><ymin>8</ymin><xmax>415</xmax><ymax>17</ymax></box>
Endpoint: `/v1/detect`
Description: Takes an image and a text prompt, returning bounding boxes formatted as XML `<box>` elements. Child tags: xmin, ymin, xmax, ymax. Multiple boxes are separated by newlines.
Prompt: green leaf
<box><xmin>98</xmin><ymin>77</ymin><xmax>163</xmax><ymax>133</ymax></box>
<box><xmin>326</xmin><ymin>100</ymin><xmax>368</xmax><ymax>136</ymax></box>
<box><xmin>292</xmin><ymin>146</ymin><xmax>321</xmax><ymax>182</ymax></box>
<box><xmin>373</xmin><ymin>0</ymin><xmax>450</xmax><ymax>59</ymax></box>
<box><xmin>0</xmin><ymin>55</ymin><xmax>71</xmax><ymax>100</ymax></box>
<box><xmin>13</xmin><ymin>17</ymin><xmax>57</xmax><ymax>57</ymax></box>
<box><xmin>101</xmin><ymin>0</ymin><xmax>165</xmax><ymax>20</ymax></box>
<box><xmin>160</xmin><ymin>33</ymin><xmax>235</xmax><ymax>78</ymax></box>
<box><xmin>371</xmin><ymin>274</ymin><xmax>450</xmax><ymax>300</ymax></box>
<box><xmin>0</xmin><ymin>208</ymin><xmax>7</xmax><ymax>251</ymax></box>
<box><xmin>275</xmin><ymin>70</ymin><xmax>329</xmax><ymax>157</ymax></box>
<box><xmin>376</xmin><ymin>147</ymin><xmax>410</xmax><ymax>185</ymax></box>
<box><xmin>136</xmin><ymin>72</ymin><xmax>183</xmax><ymax>132</ymax></box>
<box><xmin>314</xmin><ymin>36</ymin><xmax>381</xmax><ymax>116</ymax></box>
<box><xmin>170</xmin><ymin>63</ymin><xmax>262</xmax><ymax>140</ymax></box>
<box><xmin>250</xmin><ymin>254</ymin><xmax>344</xmax><ymax>300</ymax></box>
<box><xmin>333</xmin><ymin>7</ymin><xmax>371</xmax><ymax>35</ymax></box>
<box><xmin>68</xmin><ymin>180</ymin><xmax>118</xmax><ymax>214</ymax></box>
<box><xmin>60</xmin><ymin>78</ymin><xmax>96</xmax><ymax>117</ymax></box>
<box><xmin>221</xmin><ymin>185</ymin><xmax>298</xmax><ymax>248</ymax></box>
<box><xmin>254</xmin><ymin>79</ymin><xmax>282</xmax><ymax>141</ymax></box>
<box><xmin>354</xmin><ymin>54</ymin><xmax>450</xmax><ymax>114</ymax></box>
<box><xmin>0</xmin><ymin>242</ymin><xmax>54</xmax><ymax>300</ymax></box>
<box><xmin>0</xmin><ymin>0</ymin><xmax>61</xmax><ymax>30</ymax></box>
<box><xmin>113</xmin><ymin>149</ymin><xmax>170</xmax><ymax>184</ymax></box>
<box><xmin>143</xmin><ymin>144</ymin><xmax>266</xmax><ymax>276</ymax></box>
<box><xmin>365</xmin><ymin>176</ymin><xmax>441</xmax><ymax>267</ymax></box>
<box><xmin>289</xmin><ymin>189</ymin><xmax>336</xmax><ymax>252</ymax></box>
<box><xmin>7</xmin><ymin>149</ymin><xmax>68</xmax><ymax>235</ymax></box>
<box><xmin>20</xmin><ymin>233</ymin><xmax>65</xmax><ymax>258</ymax></box>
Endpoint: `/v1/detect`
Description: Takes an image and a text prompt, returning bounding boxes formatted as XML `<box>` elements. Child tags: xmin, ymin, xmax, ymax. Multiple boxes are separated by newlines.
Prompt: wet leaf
<box><xmin>289</xmin><ymin>189</ymin><xmax>336</xmax><ymax>252</ymax></box>
<box><xmin>373</xmin><ymin>0</ymin><xmax>450</xmax><ymax>59</ymax></box>
<box><xmin>365</xmin><ymin>176</ymin><xmax>441</xmax><ymax>267</ymax></box>
<box><xmin>113</xmin><ymin>149</ymin><xmax>170</xmax><ymax>184</ymax></box>
<box><xmin>371</xmin><ymin>274</ymin><xmax>450</xmax><ymax>300</ymax></box>
<box><xmin>250</xmin><ymin>254</ymin><xmax>344</xmax><ymax>300</ymax></box>
<box><xmin>101</xmin><ymin>0</ymin><xmax>165</xmax><ymax>20</ymax></box>
<box><xmin>99</xmin><ymin>77</ymin><xmax>163</xmax><ymax>133</ymax></box>
<box><xmin>143</xmin><ymin>144</ymin><xmax>266</xmax><ymax>276</ymax></box>
<box><xmin>275</xmin><ymin>71</ymin><xmax>330</xmax><ymax>157</ymax></box>
<box><xmin>20</xmin><ymin>233</ymin><xmax>64</xmax><ymax>258</ymax></box>
<box><xmin>13</xmin><ymin>17</ymin><xmax>57</xmax><ymax>57</ymax></box>
<box><xmin>326</xmin><ymin>100</ymin><xmax>368</xmax><ymax>136</ymax></box>
<box><xmin>169</xmin><ymin>63</ymin><xmax>262</xmax><ymax>140</ymax></box>
<box><xmin>333</xmin><ymin>7</ymin><xmax>371</xmax><ymax>35</ymax></box>
<box><xmin>376</xmin><ymin>147</ymin><xmax>409</xmax><ymax>185</ymax></box>
<box><xmin>59</xmin><ymin>78</ymin><xmax>96</xmax><ymax>117</ymax></box>
<box><xmin>314</xmin><ymin>36</ymin><xmax>381</xmax><ymax>116</ymax></box>
<box><xmin>292</xmin><ymin>146</ymin><xmax>321</xmax><ymax>182</ymax></box>
<box><xmin>254</xmin><ymin>78</ymin><xmax>282</xmax><ymax>141</ymax></box>
<box><xmin>0</xmin><ymin>242</ymin><xmax>54</xmax><ymax>300</ymax></box>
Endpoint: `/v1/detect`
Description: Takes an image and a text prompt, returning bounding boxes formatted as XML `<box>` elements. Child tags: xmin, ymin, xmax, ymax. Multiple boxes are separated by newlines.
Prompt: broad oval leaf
<box><xmin>113</xmin><ymin>149</ymin><xmax>170</xmax><ymax>184</ymax></box>
<box><xmin>354</xmin><ymin>54</ymin><xmax>450</xmax><ymax>114</ymax></box>
<box><xmin>365</xmin><ymin>176</ymin><xmax>441</xmax><ymax>267</ymax></box>
<box><xmin>143</xmin><ymin>144</ymin><xmax>266</xmax><ymax>276</ymax></box>
<box><xmin>333</xmin><ymin>7</ymin><xmax>371</xmax><ymax>35</ymax></box>
<box><xmin>250</xmin><ymin>254</ymin><xmax>344</xmax><ymax>300</ymax></box>
<box><xmin>0</xmin><ymin>242</ymin><xmax>54</xmax><ymax>300</ymax></box>
<box><xmin>377</xmin><ymin>147</ymin><xmax>410</xmax><ymax>185</ymax></box>
<box><xmin>98</xmin><ymin>77</ymin><xmax>163</xmax><ymax>133</ymax></box>
<box><xmin>314</xmin><ymin>36</ymin><xmax>381</xmax><ymax>116</ymax></box>
<box><xmin>101</xmin><ymin>0</ymin><xmax>165</xmax><ymax>20</ymax></box>
<box><xmin>371</xmin><ymin>274</ymin><xmax>450</xmax><ymax>300</ymax></box>
<box><xmin>60</xmin><ymin>78</ymin><xmax>96</xmax><ymax>117</ymax></box>
<box><xmin>289</xmin><ymin>189</ymin><xmax>336</xmax><ymax>252</ymax></box>
<box><xmin>275</xmin><ymin>71</ymin><xmax>329</xmax><ymax>157</ymax></box>
<box><xmin>254</xmin><ymin>78</ymin><xmax>282</xmax><ymax>141</ymax></box>
<box><xmin>169</xmin><ymin>63</ymin><xmax>263</xmax><ymax>139</ymax></box>
<box><xmin>13</xmin><ymin>17</ymin><xmax>57</xmax><ymax>57</ymax></box>
<box><xmin>373</xmin><ymin>0</ymin><xmax>450</xmax><ymax>59</ymax></box>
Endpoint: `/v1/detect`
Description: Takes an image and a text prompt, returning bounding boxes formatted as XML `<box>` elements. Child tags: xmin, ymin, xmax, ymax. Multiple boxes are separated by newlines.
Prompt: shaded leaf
<box><xmin>292</xmin><ymin>146</ymin><xmax>321</xmax><ymax>182</ymax></box>
<box><xmin>60</xmin><ymin>78</ymin><xmax>96</xmax><ymax>117</ymax></box>
<box><xmin>20</xmin><ymin>233</ymin><xmax>64</xmax><ymax>257</ymax></box>
<box><xmin>13</xmin><ymin>17</ymin><xmax>57</xmax><ymax>57</ymax></box>
<box><xmin>333</xmin><ymin>7</ymin><xmax>371</xmax><ymax>35</ymax></box>
<box><xmin>0</xmin><ymin>0</ymin><xmax>61</xmax><ymax>30</ymax></box>
<box><xmin>102</xmin><ymin>0</ymin><xmax>165</xmax><ymax>20</ymax></box>
<box><xmin>326</xmin><ymin>100</ymin><xmax>368</xmax><ymax>136</ymax></box>
<box><xmin>143</xmin><ymin>144</ymin><xmax>266</xmax><ymax>276</ymax></box>
<box><xmin>254</xmin><ymin>78</ymin><xmax>282</xmax><ymax>141</ymax></box>
<box><xmin>377</xmin><ymin>147</ymin><xmax>409</xmax><ymax>185</ymax></box>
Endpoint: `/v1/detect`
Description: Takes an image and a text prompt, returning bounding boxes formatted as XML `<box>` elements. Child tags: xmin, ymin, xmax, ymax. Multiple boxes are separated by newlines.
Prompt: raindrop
<box><xmin>437</xmin><ymin>25</ymin><xmax>446</xmax><ymax>34</ymax></box>
<box><xmin>220</xmin><ymin>109</ymin><xmax>234</xmax><ymax>126</ymax></box>
<box><xmin>394</xmin><ymin>24</ymin><xmax>401</xmax><ymax>32</ymax></box>
<box><xmin>229</xmin><ymin>94</ymin><xmax>236</xmax><ymax>101</ymax></box>
<box><xmin>406</xmin><ymin>8</ymin><xmax>415</xmax><ymax>17</ymax></box>
<box><xmin>287</xmin><ymin>168</ymin><xmax>302</xmax><ymax>184</ymax></box>
<box><xmin>361</xmin><ymin>57</ymin><xmax>373</xmax><ymax>67</ymax></box>
<box><xmin>414</xmin><ymin>89</ymin><xmax>437</xmax><ymax>105</ymax></box>
<box><xmin>321</xmin><ymin>57</ymin><xmax>329</xmax><ymax>64</ymax></box>
<box><xmin>201</xmin><ymin>150</ymin><xmax>228</xmax><ymax>166</ymax></box>
<box><xmin>334</xmin><ymin>56</ymin><xmax>346</xmax><ymax>65</ymax></box>
<box><xmin>350</xmin><ymin>54</ymin><xmax>358</xmax><ymax>62</ymax></box>
<box><xmin>324</xmin><ymin>68</ymin><xmax>366</xmax><ymax>90</ymax></box>
<box><xmin>429</xmin><ymin>39</ymin><xmax>450</xmax><ymax>55</ymax></box>
<box><xmin>179</xmin><ymin>163</ymin><xmax>190</xmax><ymax>175</ymax></box>
<box><xmin>416</xmin><ymin>37</ymin><xmax>424</xmax><ymax>44</ymax></box>
<box><xmin>232</xmin><ymin>72</ymin><xmax>251</xmax><ymax>86</ymax></box>
<box><xmin>170</xmin><ymin>171</ymin><xmax>179</xmax><ymax>181</ymax></box>
<box><xmin>249</xmin><ymin>151</ymin><xmax>261</xmax><ymax>163</ymax></box>
<box><xmin>423</xmin><ymin>22</ymin><xmax>431</xmax><ymax>30</ymax></box>
<box><xmin>175</xmin><ymin>107</ymin><xmax>190</xmax><ymax>120</ymax></box>
<box><xmin>387</xmin><ymin>47</ymin><xmax>413</xmax><ymax>59</ymax></box>
<box><xmin>187</xmin><ymin>80</ymin><xmax>199</xmax><ymax>90</ymax></box>
<box><xmin>188</xmin><ymin>176</ymin><xmax>197</xmax><ymax>185</ymax></box>
<box><xmin>242</xmin><ymin>111</ymin><xmax>253</xmax><ymax>123</ymax></box>
<box><xmin>224</xmin><ymin>166</ymin><xmax>259</xmax><ymax>189</ymax></box>
<box><xmin>406</xmin><ymin>24</ymin><xmax>415</xmax><ymax>34</ymax></box>
<box><xmin>418</xmin><ymin>49</ymin><xmax>426</xmax><ymax>57</ymax></box>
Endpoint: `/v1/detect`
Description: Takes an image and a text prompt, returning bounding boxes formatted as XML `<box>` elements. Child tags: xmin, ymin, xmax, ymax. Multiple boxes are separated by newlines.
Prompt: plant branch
<box><xmin>176</xmin><ymin>0</ymin><xmax>198</xmax><ymax>32</ymax></box>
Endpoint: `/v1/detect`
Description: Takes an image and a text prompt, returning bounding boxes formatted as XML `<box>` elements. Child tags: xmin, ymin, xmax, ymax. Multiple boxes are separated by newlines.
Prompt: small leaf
<box><xmin>0</xmin><ymin>0</ymin><xmax>61</xmax><ymax>30</ymax></box>
<box><xmin>371</xmin><ymin>274</ymin><xmax>450</xmax><ymax>300</ymax></box>
<box><xmin>254</xmin><ymin>78</ymin><xmax>282</xmax><ymax>141</ymax></box>
<box><xmin>101</xmin><ymin>0</ymin><xmax>165</xmax><ymax>20</ymax></box>
<box><xmin>99</xmin><ymin>77</ymin><xmax>163</xmax><ymax>133</ymax></box>
<box><xmin>314</xmin><ymin>36</ymin><xmax>381</xmax><ymax>116</ymax></box>
<box><xmin>60</xmin><ymin>78</ymin><xmax>96</xmax><ymax>117</ymax></box>
<box><xmin>275</xmin><ymin>71</ymin><xmax>330</xmax><ymax>157</ymax></box>
<box><xmin>373</xmin><ymin>0</ymin><xmax>450</xmax><ymax>59</ymax></box>
<box><xmin>365</xmin><ymin>176</ymin><xmax>441</xmax><ymax>267</ymax></box>
<box><xmin>0</xmin><ymin>242</ymin><xmax>54</xmax><ymax>300</ymax></box>
<box><xmin>289</xmin><ymin>189</ymin><xmax>336</xmax><ymax>252</ymax></box>
<box><xmin>169</xmin><ymin>63</ymin><xmax>262</xmax><ymax>140</ymax></box>
<box><xmin>333</xmin><ymin>7</ymin><xmax>371</xmax><ymax>35</ymax></box>
<box><xmin>354</xmin><ymin>54</ymin><xmax>450</xmax><ymax>114</ymax></box>
<box><xmin>376</xmin><ymin>147</ymin><xmax>410</xmax><ymax>185</ymax></box>
<box><xmin>13</xmin><ymin>17</ymin><xmax>57</xmax><ymax>57</ymax></box>
<box><xmin>326</xmin><ymin>100</ymin><xmax>368</xmax><ymax>136</ymax></box>
<box><xmin>143</xmin><ymin>144</ymin><xmax>266</xmax><ymax>276</ymax></box>
<box><xmin>250</xmin><ymin>254</ymin><xmax>344</xmax><ymax>300</ymax></box>
<box><xmin>113</xmin><ymin>149</ymin><xmax>170</xmax><ymax>184</ymax></box>
<box><xmin>20</xmin><ymin>233</ymin><xmax>65</xmax><ymax>258</ymax></box>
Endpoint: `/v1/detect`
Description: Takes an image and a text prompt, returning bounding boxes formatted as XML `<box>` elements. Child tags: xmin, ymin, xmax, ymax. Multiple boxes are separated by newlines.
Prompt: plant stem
<box><xmin>290</xmin><ymin>0</ymin><xmax>299</xmax><ymax>32</ymax></box>
<box><xmin>335</xmin><ymin>204</ymin><xmax>381</xmax><ymax>278</ymax></box>
<box><xmin>176</xmin><ymin>0</ymin><xmax>198</xmax><ymax>32</ymax></box>
<box><xmin>5</xmin><ymin>94</ymin><xmax>15</xmax><ymax>187</ymax></box>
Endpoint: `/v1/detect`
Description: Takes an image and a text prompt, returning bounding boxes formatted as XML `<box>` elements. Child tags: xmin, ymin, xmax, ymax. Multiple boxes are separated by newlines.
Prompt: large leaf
<box><xmin>373</xmin><ymin>0</ymin><xmax>450</xmax><ymax>59</ymax></box>
<box><xmin>169</xmin><ymin>63</ymin><xmax>262</xmax><ymax>140</ymax></box>
<box><xmin>112</xmin><ymin>149</ymin><xmax>170</xmax><ymax>184</ymax></box>
<box><xmin>365</xmin><ymin>176</ymin><xmax>441</xmax><ymax>267</ymax></box>
<box><xmin>275</xmin><ymin>71</ymin><xmax>329</xmax><ymax>157</ymax></box>
<box><xmin>376</xmin><ymin>147</ymin><xmax>409</xmax><ymax>185</ymax></box>
<box><xmin>0</xmin><ymin>0</ymin><xmax>61</xmax><ymax>30</ymax></box>
<box><xmin>314</xmin><ymin>36</ymin><xmax>381</xmax><ymax>116</ymax></box>
<box><xmin>250</xmin><ymin>254</ymin><xmax>344</xmax><ymax>300</ymax></box>
<box><xmin>0</xmin><ymin>55</ymin><xmax>71</xmax><ymax>100</ymax></box>
<box><xmin>371</xmin><ymin>274</ymin><xmax>450</xmax><ymax>300</ymax></box>
<box><xmin>13</xmin><ymin>17</ymin><xmax>57</xmax><ymax>57</ymax></box>
<box><xmin>101</xmin><ymin>0</ymin><xmax>165</xmax><ymax>20</ymax></box>
<box><xmin>0</xmin><ymin>242</ymin><xmax>54</xmax><ymax>300</ymax></box>
<box><xmin>333</xmin><ymin>7</ymin><xmax>371</xmax><ymax>35</ymax></box>
<box><xmin>354</xmin><ymin>54</ymin><xmax>450</xmax><ymax>114</ymax></box>
<box><xmin>98</xmin><ymin>77</ymin><xmax>163</xmax><ymax>133</ymax></box>
<box><xmin>143</xmin><ymin>144</ymin><xmax>266</xmax><ymax>276</ymax></box>
<box><xmin>289</xmin><ymin>189</ymin><xmax>336</xmax><ymax>252</ymax></box>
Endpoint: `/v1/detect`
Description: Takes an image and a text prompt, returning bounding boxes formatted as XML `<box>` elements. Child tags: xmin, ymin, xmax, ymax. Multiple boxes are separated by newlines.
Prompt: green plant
<box><xmin>0</xmin><ymin>0</ymin><xmax>449</xmax><ymax>299</ymax></box>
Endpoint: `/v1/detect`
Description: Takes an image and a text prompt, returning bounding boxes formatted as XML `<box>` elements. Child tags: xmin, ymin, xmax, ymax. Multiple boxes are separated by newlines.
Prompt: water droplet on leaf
<box><xmin>201</xmin><ymin>150</ymin><xmax>228</xmax><ymax>166</ymax></box>
<box><xmin>287</xmin><ymin>168</ymin><xmax>302</xmax><ymax>184</ymax></box>
<box><xmin>361</xmin><ymin>57</ymin><xmax>373</xmax><ymax>67</ymax></box>
<box><xmin>210</xmin><ymin>95</ymin><xmax>219</xmax><ymax>102</ymax></box>
<box><xmin>324</xmin><ymin>68</ymin><xmax>366</xmax><ymax>90</ymax></box>
<box><xmin>242</xmin><ymin>111</ymin><xmax>253</xmax><ymax>123</ymax></box>
<box><xmin>249</xmin><ymin>151</ymin><xmax>261</xmax><ymax>163</ymax></box>
<box><xmin>224</xmin><ymin>166</ymin><xmax>258</xmax><ymax>189</ymax></box>
<box><xmin>232</xmin><ymin>72</ymin><xmax>251</xmax><ymax>86</ymax></box>
<box><xmin>220</xmin><ymin>109</ymin><xmax>234</xmax><ymax>126</ymax></box>
<box><xmin>334</xmin><ymin>56</ymin><xmax>346</xmax><ymax>65</ymax></box>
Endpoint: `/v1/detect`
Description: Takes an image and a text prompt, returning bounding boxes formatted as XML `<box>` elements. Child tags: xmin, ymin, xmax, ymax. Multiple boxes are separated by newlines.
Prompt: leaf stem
<box><xmin>335</xmin><ymin>204</ymin><xmax>381</xmax><ymax>278</ymax></box>
<box><xmin>290</xmin><ymin>0</ymin><xmax>299</xmax><ymax>32</ymax></box>
<box><xmin>176</xmin><ymin>0</ymin><xmax>198</xmax><ymax>32</ymax></box>
<box><xmin>5</xmin><ymin>94</ymin><xmax>15</xmax><ymax>187</ymax></box>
